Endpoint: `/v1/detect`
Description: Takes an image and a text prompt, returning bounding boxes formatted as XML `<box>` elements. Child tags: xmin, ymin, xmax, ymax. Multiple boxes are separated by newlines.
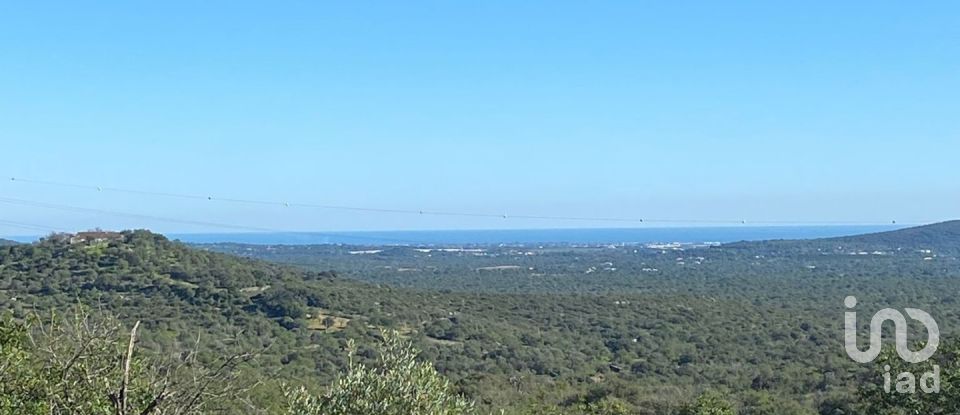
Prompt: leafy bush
<box><xmin>0</xmin><ymin>308</ymin><xmax>253</xmax><ymax>415</ymax></box>
<box><xmin>285</xmin><ymin>330</ymin><xmax>474</xmax><ymax>415</ymax></box>
<box><xmin>679</xmin><ymin>391</ymin><xmax>735</xmax><ymax>415</ymax></box>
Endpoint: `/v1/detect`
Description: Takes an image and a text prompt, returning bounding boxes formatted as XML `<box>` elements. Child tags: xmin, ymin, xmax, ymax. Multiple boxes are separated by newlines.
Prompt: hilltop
<box><xmin>0</xmin><ymin>238</ymin><xmax>17</xmax><ymax>246</ymax></box>
<box><xmin>0</xmin><ymin>231</ymin><xmax>349</xmax><ymax>387</ymax></box>
<box><xmin>720</xmin><ymin>220</ymin><xmax>960</xmax><ymax>254</ymax></box>
<box><xmin>0</xmin><ymin>230</ymin><xmax>337</xmax><ymax>308</ymax></box>
<box><xmin>827</xmin><ymin>220</ymin><xmax>960</xmax><ymax>247</ymax></box>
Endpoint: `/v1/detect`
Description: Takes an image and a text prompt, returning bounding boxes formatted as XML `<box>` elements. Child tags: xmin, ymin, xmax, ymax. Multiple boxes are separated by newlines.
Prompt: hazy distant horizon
<box><xmin>3</xmin><ymin>224</ymin><xmax>906</xmax><ymax>246</ymax></box>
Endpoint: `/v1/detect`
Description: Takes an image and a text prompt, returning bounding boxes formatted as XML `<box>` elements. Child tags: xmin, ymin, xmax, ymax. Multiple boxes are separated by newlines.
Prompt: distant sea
<box><xmin>157</xmin><ymin>225</ymin><xmax>905</xmax><ymax>246</ymax></box>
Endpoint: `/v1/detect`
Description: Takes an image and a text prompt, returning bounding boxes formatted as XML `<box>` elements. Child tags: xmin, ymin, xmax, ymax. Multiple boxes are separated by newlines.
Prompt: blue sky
<box><xmin>1</xmin><ymin>1</ymin><xmax>958</xmax><ymax>235</ymax></box>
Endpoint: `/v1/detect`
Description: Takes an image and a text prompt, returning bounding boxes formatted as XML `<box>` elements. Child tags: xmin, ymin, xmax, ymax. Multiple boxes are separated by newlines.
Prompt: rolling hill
<box><xmin>721</xmin><ymin>220</ymin><xmax>960</xmax><ymax>254</ymax></box>
<box><xmin>828</xmin><ymin>220</ymin><xmax>960</xmax><ymax>247</ymax></box>
<box><xmin>4</xmin><ymin>225</ymin><xmax>959</xmax><ymax>414</ymax></box>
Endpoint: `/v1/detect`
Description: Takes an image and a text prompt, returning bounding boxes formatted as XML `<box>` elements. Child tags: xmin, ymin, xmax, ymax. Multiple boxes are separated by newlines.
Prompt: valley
<box><xmin>3</xmin><ymin>223</ymin><xmax>959</xmax><ymax>413</ymax></box>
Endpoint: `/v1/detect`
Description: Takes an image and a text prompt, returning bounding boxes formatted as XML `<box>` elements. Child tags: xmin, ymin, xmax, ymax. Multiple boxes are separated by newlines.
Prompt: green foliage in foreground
<box><xmin>2</xmin><ymin>308</ymin><xmax>737</xmax><ymax>415</ymax></box>
<box><xmin>0</xmin><ymin>312</ymin><xmax>165</xmax><ymax>415</ymax></box>
<box><xmin>5</xmin><ymin>308</ymin><xmax>960</xmax><ymax>414</ymax></box>
<box><xmin>857</xmin><ymin>340</ymin><xmax>960</xmax><ymax>415</ymax></box>
<box><xmin>0</xmin><ymin>310</ymin><xmax>250</xmax><ymax>415</ymax></box>
<box><xmin>285</xmin><ymin>330</ymin><xmax>474</xmax><ymax>415</ymax></box>
<box><xmin>0</xmin><ymin>318</ymin><xmax>44</xmax><ymax>413</ymax></box>
<box><xmin>0</xmin><ymin>311</ymin><xmax>481</xmax><ymax>415</ymax></box>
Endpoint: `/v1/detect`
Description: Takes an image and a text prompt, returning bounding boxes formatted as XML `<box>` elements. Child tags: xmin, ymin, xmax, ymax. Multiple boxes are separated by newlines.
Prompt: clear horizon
<box><xmin>3</xmin><ymin>223</ymin><xmax>911</xmax><ymax>245</ymax></box>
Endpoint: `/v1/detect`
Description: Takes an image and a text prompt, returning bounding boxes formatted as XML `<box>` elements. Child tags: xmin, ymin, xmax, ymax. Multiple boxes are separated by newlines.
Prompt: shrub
<box><xmin>285</xmin><ymin>330</ymin><xmax>474</xmax><ymax>415</ymax></box>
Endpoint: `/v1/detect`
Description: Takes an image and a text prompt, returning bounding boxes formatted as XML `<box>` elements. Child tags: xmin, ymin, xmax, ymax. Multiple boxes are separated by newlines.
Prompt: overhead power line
<box><xmin>0</xmin><ymin>196</ymin><xmax>426</xmax><ymax>245</ymax></box>
<box><xmin>0</xmin><ymin>219</ymin><xmax>64</xmax><ymax>234</ymax></box>
<box><xmin>4</xmin><ymin>176</ymin><xmax>905</xmax><ymax>226</ymax></box>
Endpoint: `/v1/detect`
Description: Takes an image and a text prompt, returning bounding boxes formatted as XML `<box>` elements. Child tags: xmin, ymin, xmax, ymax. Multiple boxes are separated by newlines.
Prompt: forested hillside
<box><xmin>3</xmin><ymin>225</ymin><xmax>960</xmax><ymax>413</ymax></box>
<box><xmin>829</xmin><ymin>220</ymin><xmax>960</xmax><ymax>248</ymax></box>
<box><xmin>205</xmin><ymin>222</ymin><xmax>960</xmax><ymax>296</ymax></box>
